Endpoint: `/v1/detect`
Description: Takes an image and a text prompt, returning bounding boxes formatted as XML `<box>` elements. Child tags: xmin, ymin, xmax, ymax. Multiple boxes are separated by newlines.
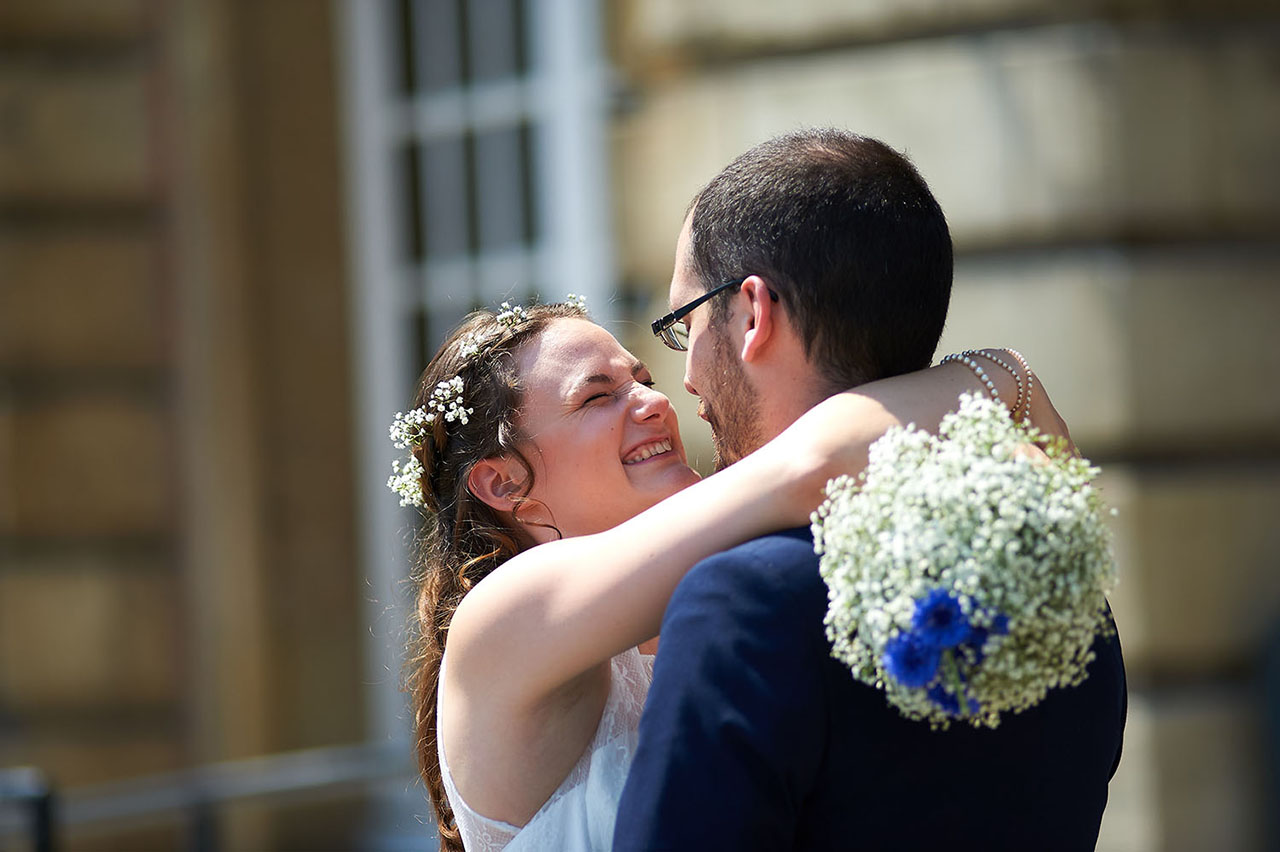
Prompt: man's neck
<box><xmin>750</xmin><ymin>382</ymin><xmax>836</xmax><ymax>452</ymax></box>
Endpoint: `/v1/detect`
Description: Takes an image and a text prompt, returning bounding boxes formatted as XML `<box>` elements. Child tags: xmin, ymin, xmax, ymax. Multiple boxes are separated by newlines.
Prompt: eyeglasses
<box><xmin>650</xmin><ymin>278</ymin><xmax>745</xmax><ymax>352</ymax></box>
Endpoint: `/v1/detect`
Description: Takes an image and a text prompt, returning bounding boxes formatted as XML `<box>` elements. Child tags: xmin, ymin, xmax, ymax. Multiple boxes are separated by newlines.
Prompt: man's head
<box><xmin>665</xmin><ymin>128</ymin><xmax>953</xmax><ymax>467</ymax></box>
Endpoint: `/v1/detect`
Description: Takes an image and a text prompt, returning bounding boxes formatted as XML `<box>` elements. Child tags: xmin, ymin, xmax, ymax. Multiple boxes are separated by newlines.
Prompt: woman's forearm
<box><xmin>447</xmin><ymin>427</ymin><xmax>816</xmax><ymax>698</ymax></box>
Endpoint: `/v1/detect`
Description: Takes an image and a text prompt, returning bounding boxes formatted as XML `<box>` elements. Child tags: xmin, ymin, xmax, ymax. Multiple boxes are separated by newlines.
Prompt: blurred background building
<box><xmin>0</xmin><ymin>0</ymin><xmax>1276</xmax><ymax>850</ymax></box>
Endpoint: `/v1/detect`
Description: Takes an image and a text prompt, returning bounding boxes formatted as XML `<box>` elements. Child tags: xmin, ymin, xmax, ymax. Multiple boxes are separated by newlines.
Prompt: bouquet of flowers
<box><xmin>812</xmin><ymin>394</ymin><xmax>1116</xmax><ymax>729</ymax></box>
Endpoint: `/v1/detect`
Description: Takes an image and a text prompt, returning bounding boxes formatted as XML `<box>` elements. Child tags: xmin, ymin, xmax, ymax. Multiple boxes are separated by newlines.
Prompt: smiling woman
<box><xmin>396</xmin><ymin>299</ymin><xmax>1051</xmax><ymax>852</ymax></box>
<box><xmin>474</xmin><ymin>318</ymin><xmax>701</xmax><ymax>540</ymax></box>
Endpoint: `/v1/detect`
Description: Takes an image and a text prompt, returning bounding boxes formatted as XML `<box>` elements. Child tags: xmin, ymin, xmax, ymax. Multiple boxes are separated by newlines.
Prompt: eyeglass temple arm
<box><xmin>650</xmin><ymin>278</ymin><xmax>776</xmax><ymax>337</ymax></box>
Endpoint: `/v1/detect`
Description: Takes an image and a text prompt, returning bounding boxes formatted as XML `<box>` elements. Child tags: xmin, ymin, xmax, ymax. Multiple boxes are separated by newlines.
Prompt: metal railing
<box><xmin>0</xmin><ymin>767</ymin><xmax>53</xmax><ymax>852</ymax></box>
<box><xmin>0</xmin><ymin>741</ymin><xmax>421</xmax><ymax>851</ymax></box>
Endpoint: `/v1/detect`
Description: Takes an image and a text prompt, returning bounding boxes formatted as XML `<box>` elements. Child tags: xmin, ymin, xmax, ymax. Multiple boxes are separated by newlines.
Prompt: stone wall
<box><xmin>0</xmin><ymin>1</ymin><xmax>364</xmax><ymax>848</ymax></box>
<box><xmin>0</xmin><ymin>0</ymin><xmax>183</xmax><ymax>794</ymax></box>
<box><xmin>611</xmin><ymin>2</ymin><xmax>1280</xmax><ymax>849</ymax></box>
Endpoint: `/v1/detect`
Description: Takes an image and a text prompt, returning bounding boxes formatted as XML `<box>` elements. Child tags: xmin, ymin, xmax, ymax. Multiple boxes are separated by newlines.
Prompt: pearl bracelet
<box><xmin>1006</xmin><ymin>349</ymin><xmax>1034</xmax><ymax>423</ymax></box>
<box><xmin>939</xmin><ymin>353</ymin><xmax>1000</xmax><ymax>403</ymax></box>
<box><xmin>959</xmin><ymin>349</ymin><xmax>1025</xmax><ymax>422</ymax></box>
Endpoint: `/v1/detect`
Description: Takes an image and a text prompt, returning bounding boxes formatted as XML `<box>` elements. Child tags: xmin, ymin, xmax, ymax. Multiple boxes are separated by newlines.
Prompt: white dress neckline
<box><xmin>438</xmin><ymin>647</ymin><xmax>655</xmax><ymax>851</ymax></box>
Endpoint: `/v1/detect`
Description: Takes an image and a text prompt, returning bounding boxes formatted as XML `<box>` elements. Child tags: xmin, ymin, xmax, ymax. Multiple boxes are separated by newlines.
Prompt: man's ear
<box><xmin>739</xmin><ymin>275</ymin><xmax>777</xmax><ymax>363</ymax></box>
<box><xmin>467</xmin><ymin>457</ymin><xmax>526</xmax><ymax>513</ymax></box>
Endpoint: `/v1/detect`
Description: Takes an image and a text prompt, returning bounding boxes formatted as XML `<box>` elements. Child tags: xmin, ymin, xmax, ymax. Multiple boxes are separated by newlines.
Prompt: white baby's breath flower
<box><xmin>427</xmin><ymin>375</ymin><xmax>473</xmax><ymax>425</ymax></box>
<box><xmin>495</xmin><ymin>300</ymin><xmax>529</xmax><ymax>328</ymax></box>
<box><xmin>387</xmin><ymin>455</ymin><xmax>426</xmax><ymax>508</ymax></box>
<box><xmin>813</xmin><ymin>394</ymin><xmax>1117</xmax><ymax>729</ymax></box>
<box><xmin>389</xmin><ymin>407</ymin><xmax>435</xmax><ymax>449</ymax></box>
<box><xmin>565</xmin><ymin>292</ymin><xmax>587</xmax><ymax>312</ymax></box>
<box><xmin>386</xmin><ymin>374</ymin><xmax>472</xmax><ymax>507</ymax></box>
<box><xmin>457</xmin><ymin>333</ymin><xmax>482</xmax><ymax>359</ymax></box>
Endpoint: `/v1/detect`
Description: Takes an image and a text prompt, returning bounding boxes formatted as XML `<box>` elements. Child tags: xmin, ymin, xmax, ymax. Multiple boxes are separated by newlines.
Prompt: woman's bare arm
<box><xmin>447</xmin><ymin>352</ymin><xmax>1063</xmax><ymax>707</ymax></box>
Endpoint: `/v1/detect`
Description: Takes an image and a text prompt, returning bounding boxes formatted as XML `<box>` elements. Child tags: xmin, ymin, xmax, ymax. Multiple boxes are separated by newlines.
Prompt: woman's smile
<box><xmin>623</xmin><ymin>438</ymin><xmax>674</xmax><ymax>465</ymax></box>
<box><xmin>512</xmin><ymin>318</ymin><xmax>700</xmax><ymax>538</ymax></box>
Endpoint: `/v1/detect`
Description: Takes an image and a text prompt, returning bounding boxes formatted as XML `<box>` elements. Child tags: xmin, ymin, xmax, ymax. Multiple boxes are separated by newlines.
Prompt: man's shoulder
<box><xmin>723</xmin><ymin>526</ymin><xmax>819</xmax><ymax>560</ymax></box>
<box><xmin>667</xmin><ymin>527</ymin><xmax>824</xmax><ymax>619</ymax></box>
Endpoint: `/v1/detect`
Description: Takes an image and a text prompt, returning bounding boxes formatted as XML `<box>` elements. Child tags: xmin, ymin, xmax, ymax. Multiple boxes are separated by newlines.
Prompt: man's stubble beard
<box><xmin>705</xmin><ymin>328</ymin><xmax>764</xmax><ymax>472</ymax></box>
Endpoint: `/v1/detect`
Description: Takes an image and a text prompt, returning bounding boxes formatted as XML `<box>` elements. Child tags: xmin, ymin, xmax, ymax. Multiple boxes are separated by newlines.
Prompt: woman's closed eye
<box><xmin>582</xmin><ymin>379</ymin><xmax>655</xmax><ymax>406</ymax></box>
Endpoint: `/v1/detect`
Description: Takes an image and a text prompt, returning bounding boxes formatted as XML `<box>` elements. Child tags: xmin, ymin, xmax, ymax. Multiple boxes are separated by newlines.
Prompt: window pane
<box><xmin>518</xmin><ymin>121</ymin><xmax>537</xmax><ymax>245</ymax></box>
<box><xmin>472</xmin><ymin>126</ymin><xmax>527</xmax><ymax>250</ymax></box>
<box><xmin>465</xmin><ymin>0</ymin><xmax>526</xmax><ymax>83</ymax></box>
<box><xmin>422</xmin><ymin>137</ymin><xmax>471</xmax><ymax>259</ymax></box>
<box><xmin>412</xmin><ymin>0</ymin><xmax>465</xmax><ymax>93</ymax></box>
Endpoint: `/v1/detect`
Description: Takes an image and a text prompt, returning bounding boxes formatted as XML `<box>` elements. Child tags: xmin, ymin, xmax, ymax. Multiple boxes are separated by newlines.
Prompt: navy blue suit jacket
<box><xmin>614</xmin><ymin>528</ymin><xmax>1127</xmax><ymax>851</ymax></box>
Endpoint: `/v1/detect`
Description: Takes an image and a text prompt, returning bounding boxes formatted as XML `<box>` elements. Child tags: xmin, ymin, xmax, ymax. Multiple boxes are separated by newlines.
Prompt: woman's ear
<box><xmin>467</xmin><ymin>457</ymin><xmax>526</xmax><ymax>513</ymax></box>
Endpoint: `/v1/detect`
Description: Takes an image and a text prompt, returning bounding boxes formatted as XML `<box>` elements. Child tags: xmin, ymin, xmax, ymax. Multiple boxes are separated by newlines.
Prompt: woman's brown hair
<box><xmin>401</xmin><ymin>302</ymin><xmax>586</xmax><ymax>850</ymax></box>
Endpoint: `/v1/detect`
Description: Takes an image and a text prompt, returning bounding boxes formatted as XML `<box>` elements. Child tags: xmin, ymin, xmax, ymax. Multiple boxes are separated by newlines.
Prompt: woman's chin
<box><xmin>645</xmin><ymin>463</ymin><xmax>702</xmax><ymax>501</ymax></box>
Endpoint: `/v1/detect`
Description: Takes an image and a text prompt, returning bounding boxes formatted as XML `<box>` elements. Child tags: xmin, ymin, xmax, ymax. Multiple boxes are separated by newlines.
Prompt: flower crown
<box><xmin>386</xmin><ymin>377</ymin><xmax>474</xmax><ymax>507</ymax></box>
<box><xmin>386</xmin><ymin>294</ymin><xmax>587</xmax><ymax>508</ymax></box>
<box><xmin>495</xmin><ymin>300</ymin><xmax>529</xmax><ymax>327</ymax></box>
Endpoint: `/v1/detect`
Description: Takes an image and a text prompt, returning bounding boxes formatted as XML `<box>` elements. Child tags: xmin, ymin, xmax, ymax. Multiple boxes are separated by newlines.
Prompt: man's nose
<box><xmin>683</xmin><ymin>350</ymin><xmax>700</xmax><ymax>397</ymax></box>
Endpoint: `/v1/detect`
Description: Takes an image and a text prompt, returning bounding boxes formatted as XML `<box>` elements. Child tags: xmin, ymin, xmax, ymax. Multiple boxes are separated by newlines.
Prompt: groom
<box><xmin>614</xmin><ymin>129</ymin><xmax>1127</xmax><ymax>850</ymax></box>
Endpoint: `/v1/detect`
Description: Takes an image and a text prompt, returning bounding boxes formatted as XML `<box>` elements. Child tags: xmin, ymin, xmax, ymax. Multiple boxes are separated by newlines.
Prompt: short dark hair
<box><xmin>688</xmin><ymin>128</ymin><xmax>953</xmax><ymax>389</ymax></box>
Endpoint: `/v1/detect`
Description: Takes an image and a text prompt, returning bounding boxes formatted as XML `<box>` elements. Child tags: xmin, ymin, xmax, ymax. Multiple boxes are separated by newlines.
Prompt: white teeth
<box><xmin>624</xmin><ymin>439</ymin><xmax>673</xmax><ymax>465</ymax></box>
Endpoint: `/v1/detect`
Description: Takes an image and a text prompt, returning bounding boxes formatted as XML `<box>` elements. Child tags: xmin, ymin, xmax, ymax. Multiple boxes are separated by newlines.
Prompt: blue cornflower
<box><xmin>928</xmin><ymin>683</ymin><xmax>980</xmax><ymax>717</ymax></box>
<box><xmin>964</xmin><ymin>627</ymin><xmax>991</xmax><ymax>664</ymax></box>
<box><xmin>883</xmin><ymin>631</ymin><xmax>941</xmax><ymax>688</ymax></box>
<box><xmin>911</xmin><ymin>590</ymin><xmax>971</xmax><ymax>649</ymax></box>
<box><xmin>963</xmin><ymin>611</ymin><xmax>1008</xmax><ymax>664</ymax></box>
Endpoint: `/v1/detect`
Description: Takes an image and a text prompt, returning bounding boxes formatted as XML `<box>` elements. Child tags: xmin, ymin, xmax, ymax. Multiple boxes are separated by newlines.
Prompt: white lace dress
<box><xmin>438</xmin><ymin>648</ymin><xmax>654</xmax><ymax>851</ymax></box>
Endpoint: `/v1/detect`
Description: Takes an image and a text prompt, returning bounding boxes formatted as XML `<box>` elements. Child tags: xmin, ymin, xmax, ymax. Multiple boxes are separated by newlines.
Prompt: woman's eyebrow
<box><xmin>568</xmin><ymin>372</ymin><xmax>614</xmax><ymax>397</ymax></box>
<box><xmin>569</xmin><ymin>361</ymin><xmax>647</xmax><ymax>396</ymax></box>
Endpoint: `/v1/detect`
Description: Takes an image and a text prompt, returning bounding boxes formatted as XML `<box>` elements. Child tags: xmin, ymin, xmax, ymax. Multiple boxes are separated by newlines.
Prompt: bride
<box><xmin>397</xmin><ymin>300</ymin><xmax>1060</xmax><ymax>851</ymax></box>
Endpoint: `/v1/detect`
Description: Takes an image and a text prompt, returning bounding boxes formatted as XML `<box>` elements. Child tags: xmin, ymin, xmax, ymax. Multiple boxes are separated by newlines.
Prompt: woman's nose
<box><xmin>630</xmin><ymin>384</ymin><xmax>671</xmax><ymax>421</ymax></box>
